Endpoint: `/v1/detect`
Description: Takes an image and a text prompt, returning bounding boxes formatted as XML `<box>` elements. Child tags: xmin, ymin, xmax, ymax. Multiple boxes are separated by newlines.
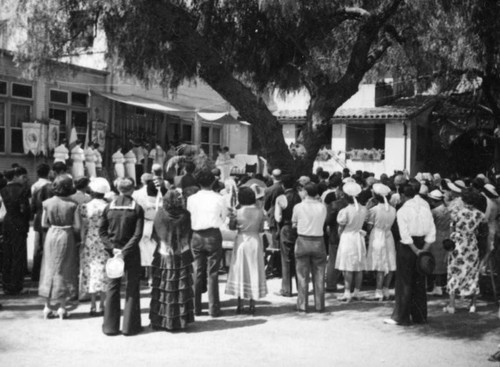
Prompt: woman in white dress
<box><xmin>365</xmin><ymin>183</ymin><xmax>396</xmax><ymax>301</ymax></box>
<box><xmin>335</xmin><ymin>182</ymin><xmax>368</xmax><ymax>302</ymax></box>
<box><xmin>112</xmin><ymin>147</ymin><xmax>125</xmax><ymax>179</ymax></box>
<box><xmin>225</xmin><ymin>187</ymin><xmax>267</xmax><ymax>315</ymax></box>
<box><xmin>137</xmin><ymin>180</ymin><xmax>165</xmax><ymax>286</ymax></box>
<box><xmin>78</xmin><ymin>178</ymin><xmax>111</xmax><ymax>316</ymax></box>
<box><xmin>71</xmin><ymin>143</ymin><xmax>85</xmax><ymax>178</ymax></box>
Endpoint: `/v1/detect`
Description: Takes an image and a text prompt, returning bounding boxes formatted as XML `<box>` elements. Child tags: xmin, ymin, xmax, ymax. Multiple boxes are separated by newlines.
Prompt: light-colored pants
<box><xmin>295</xmin><ymin>235</ymin><xmax>327</xmax><ymax>312</ymax></box>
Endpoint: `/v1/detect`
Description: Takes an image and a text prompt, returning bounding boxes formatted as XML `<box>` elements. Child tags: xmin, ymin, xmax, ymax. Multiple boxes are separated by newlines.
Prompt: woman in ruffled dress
<box><xmin>444</xmin><ymin>189</ymin><xmax>484</xmax><ymax>314</ymax></box>
<box><xmin>365</xmin><ymin>183</ymin><xmax>396</xmax><ymax>301</ymax></box>
<box><xmin>335</xmin><ymin>182</ymin><xmax>368</xmax><ymax>302</ymax></box>
<box><xmin>225</xmin><ymin>187</ymin><xmax>267</xmax><ymax>315</ymax></box>
<box><xmin>38</xmin><ymin>175</ymin><xmax>79</xmax><ymax>320</ymax></box>
<box><xmin>78</xmin><ymin>178</ymin><xmax>111</xmax><ymax>316</ymax></box>
<box><xmin>149</xmin><ymin>189</ymin><xmax>195</xmax><ymax>331</ymax></box>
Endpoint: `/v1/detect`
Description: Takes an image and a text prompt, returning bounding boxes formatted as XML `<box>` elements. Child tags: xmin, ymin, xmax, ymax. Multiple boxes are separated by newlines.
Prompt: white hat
<box><xmin>342</xmin><ymin>177</ymin><xmax>355</xmax><ymax>184</ymax></box>
<box><xmin>152</xmin><ymin>163</ymin><xmax>162</xmax><ymax>172</ymax></box>
<box><xmin>297</xmin><ymin>176</ymin><xmax>311</xmax><ymax>186</ymax></box>
<box><xmin>89</xmin><ymin>177</ymin><xmax>111</xmax><ymax>194</ymax></box>
<box><xmin>373</xmin><ymin>183</ymin><xmax>391</xmax><ymax>210</ymax></box>
<box><xmin>250</xmin><ymin>183</ymin><xmax>265</xmax><ymax>199</ymax></box>
<box><xmin>428</xmin><ymin>189</ymin><xmax>444</xmax><ymax>201</ymax></box>
<box><xmin>106</xmin><ymin>256</ymin><xmax>124</xmax><ymax>279</ymax></box>
<box><xmin>483</xmin><ymin>183</ymin><xmax>499</xmax><ymax>198</ymax></box>
<box><xmin>444</xmin><ymin>179</ymin><xmax>461</xmax><ymax>193</ymax></box>
<box><xmin>372</xmin><ymin>183</ymin><xmax>391</xmax><ymax>196</ymax></box>
<box><xmin>272</xmin><ymin>169</ymin><xmax>282</xmax><ymax>178</ymax></box>
<box><xmin>454</xmin><ymin>180</ymin><xmax>467</xmax><ymax>190</ymax></box>
<box><xmin>343</xmin><ymin>182</ymin><xmax>362</xmax><ymax>197</ymax></box>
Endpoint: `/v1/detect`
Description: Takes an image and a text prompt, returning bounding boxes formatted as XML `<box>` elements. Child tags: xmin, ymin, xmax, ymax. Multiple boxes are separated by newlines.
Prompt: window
<box><xmin>11</xmin><ymin>103</ymin><xmax>31</xmax><ymax>153</ymax></box>
<box><xmin>49</xmin><ymin>88</ymin><xmax>90</xmax><ymax>144</ymax></box>
<box><xmin>12</xmin><ymin>83</ymin><xmax>33</xmax><ymax>99</ymax></box>
<box><xmin>50</xmin><ymin>90</ymin><xmax>69</xmax><ymax>104</ymax></box>
<box><xmin>345</xmin><ymin>123</ymin><xmax>385</xmax><ymax>160</ymax></box>
<box><xmin>49</xmin><ymin>108</ymin><xmax>67</xmax><ymax>143</ymax></box>
<box><xmin>201</xmin><ymin>125</ymin><xmax>222</xmax><ymax>159</ymax></box>
<box><xmin>0</xmin><ymin>80</ymin><xmax>34</xmax><ymax>154</ymax></box>
<box><xmin>0</xmin><ymin>102</ymin><xmax>5</xmax><ymax>152</ymax></box>
<box><xmin>71</xmin><ymin>92</ymin><xmax>88</xmax><ymax>107</ymax></box>
<box><xmin>0</xmin><ymin>80</ymin><xmax>6</xmax><ymax>95</ymax></box>
<box><xmin>72</xmin><ymin>110</ymin><xmax>88</xmax><ymax>144</ymax></box>
<box><xmin>181</xmin><ymin>124</ymin><xmax>192</xmax><ymax>143</ymax></box>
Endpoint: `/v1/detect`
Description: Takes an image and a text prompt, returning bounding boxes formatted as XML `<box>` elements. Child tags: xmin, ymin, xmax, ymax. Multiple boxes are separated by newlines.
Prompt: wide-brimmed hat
<box><xmin>89</xmin><ymin>177</ymin><xmax>111</xmax><ymax>195</ymax></box>
<box><xmin>106</xmin><ymin>256</ymin><xmax>124</xmax><ymax>279</ymax></box>
<box><xmin>416</xmin><ymin>251</ymin><xmax>435</xmax><ymax>276</ymax></box>
<box><xmin>454</xmin><ymin>180</ymin><xmax>467</xmax><ymax>190</ymax></box>
<box><xmin>483</xmin><ymin>183</ymin><xmax>499</xmax><ymax>198</ymax></box>
<box><xmin>428</xmin><ymin>189</ymin><xmax>444</xmax><ymax>201</ymax></box>
<box><xmin>342</xmin><ymin>177</ymin><xmax>355</xmax><ymax>184</ymax></box>
<box><xmin>343</xmin><ymin>182</ymin><xmax>362</xmax><ymax>197</ymax></box>
<box><xmin>444</xmin><ymin>179</ymin><xmax>461</xmax><ymax>193</ymax></box>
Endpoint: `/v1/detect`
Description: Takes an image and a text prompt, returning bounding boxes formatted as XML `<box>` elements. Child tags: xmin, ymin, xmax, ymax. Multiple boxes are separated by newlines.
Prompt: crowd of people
<box><xmin>0</xmin><ymin>159</ymin><xmax>499</xmax><ymax>335</ymax></box>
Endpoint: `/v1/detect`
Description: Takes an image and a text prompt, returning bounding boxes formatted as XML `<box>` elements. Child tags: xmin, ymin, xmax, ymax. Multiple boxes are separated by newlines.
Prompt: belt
<box><xmin>193</xmin><ymin>227</ymin><xmax>220</xmax><ymax>232</ymax></box>
<box><xmin>51</xmin><ymin>225</ymin><xmax>72</xmax><ymax>229</ymax></box>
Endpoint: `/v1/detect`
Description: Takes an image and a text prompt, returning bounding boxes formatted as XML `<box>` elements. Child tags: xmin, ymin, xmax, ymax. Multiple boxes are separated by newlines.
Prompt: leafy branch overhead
<box><xmin>14</xmin><ymin>0</ymin><xmax>409</xmax><ymax>174</ymax></box>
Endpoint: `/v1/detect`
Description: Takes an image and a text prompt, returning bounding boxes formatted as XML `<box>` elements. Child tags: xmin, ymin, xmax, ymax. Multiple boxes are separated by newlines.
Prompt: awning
<box><xmin>94</xmin><ymin>91</ymin><xmax>240</xmax><ymax>123</ymax></box>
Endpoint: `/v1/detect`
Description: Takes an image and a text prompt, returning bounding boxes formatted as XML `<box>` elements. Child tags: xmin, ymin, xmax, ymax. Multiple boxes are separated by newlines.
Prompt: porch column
<box><xmin>193</xmin><ymin>110</ymin><xmax>201</xmax><ymax>146</ymax></box>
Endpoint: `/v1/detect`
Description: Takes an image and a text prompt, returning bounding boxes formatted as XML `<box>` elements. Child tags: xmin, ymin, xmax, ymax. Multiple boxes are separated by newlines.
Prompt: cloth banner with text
<box><xmin>91</xmin><ymin>121</ymin><xmax>106</xmax><ymax>152</ymax></box>
<box><xmin>48</xmin><ymin>119</ymin><xmax>60</xmax><ymax>151</ymax></box>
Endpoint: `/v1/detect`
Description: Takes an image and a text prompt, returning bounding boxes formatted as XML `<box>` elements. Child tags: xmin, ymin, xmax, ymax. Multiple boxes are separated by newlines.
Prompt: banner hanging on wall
<box><xmin>48</xmin><ymin>119</ymin><xmax>60</xmax><ymax>151</ymax></box>
<box><xmin>91</xmin><ymin>121</ymin><xmax>106</xmax><ymax>152</ymax></box>
<box><xmin>22</xmin><ymin>122</ymin><xmax>41</xmax><ymax>155</ymax></box>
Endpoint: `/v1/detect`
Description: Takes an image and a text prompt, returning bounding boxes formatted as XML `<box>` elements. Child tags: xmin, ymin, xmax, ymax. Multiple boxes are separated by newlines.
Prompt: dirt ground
<box><xmin>1</xmin><ymin>274</ymin><xmax>500</xmax><ymax>367</ymax></box>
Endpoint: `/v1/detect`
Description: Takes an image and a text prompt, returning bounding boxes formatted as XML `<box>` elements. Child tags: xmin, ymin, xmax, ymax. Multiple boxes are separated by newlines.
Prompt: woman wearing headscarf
<box><xmin>38</xmin><ymin>175</ymin><xmax>79</xmax><ymax>319</ymax></box>
<box><xmin>78</xmin><ymin>177</ymin><xmax>111</xmax><ymax>316</ymax></box>
<box><xmin>444</xmin><ymin>189</ymin><xmax>485</xmax><ymax>314</ymax></box>
<box><xmin>149</xmin><ymin>189</ymin><xmax>195</xmax><ymax>331</ymax></box>
<box><xmin>365</xmin><ymin>183</ymin><xmax>396</xmax><ymax>301</ymax></box>
<box><xmin>225</xmin><ymin>187</ymin><xmax>267</xmax><ymax>315</ymax></box>
<box><xmin>335</xmin><ymin>182</ymin><xmax>368</xmax><ymax>302</ymax></box>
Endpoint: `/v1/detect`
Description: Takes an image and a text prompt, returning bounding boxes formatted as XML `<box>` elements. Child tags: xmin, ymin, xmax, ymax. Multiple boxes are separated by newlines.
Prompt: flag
<box><xmin>68</xmin><ymin>126</ymin><xmax>78</xmax><ymax>150</ymax></box>
<box><xmin>22</xmin><ymin>122</ymin><xmax>41</xmax><ymax>155</ymax></box>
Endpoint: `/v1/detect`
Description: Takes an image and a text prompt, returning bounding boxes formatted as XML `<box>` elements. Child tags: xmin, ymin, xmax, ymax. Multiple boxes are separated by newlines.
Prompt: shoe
<box><xmin>338</xmin><ymin>295</ymin><xmax>352</xmax><ymax>302</ymax></box>
<box><xmin>469</xmin><ymin>305</ymin><xmax>476</xmax><ymax>313</ymax></box>
<box><xmin>43</xmin><ymin>306</ymin><xmax>54</xmax><ymax>319</ymax></box>
<box><xmin>443</xmin><ymin>305</ymin><xmax>455</xmax><ymax>314</ymax></box>
<box><xmin>209</xmin><ymin>310</ymin><xmax>221</xmax><ymax>318</ymax></box>
<box><xmin>57</xmin><ymin>308</ymin><xmax>69</xmax><ymax>320</ymax></box>
<box><xmin>383</xmin><ymin>318</ymin><xmax>399</xmax><ymax>325</ymax></box>
<box><xmin>296</xmin><ymin>308</ymin><xmax>306</xmax><ymax>313</ymax></box>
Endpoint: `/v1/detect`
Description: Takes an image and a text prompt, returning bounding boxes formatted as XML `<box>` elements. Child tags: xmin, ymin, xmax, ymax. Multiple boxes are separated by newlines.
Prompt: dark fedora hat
<box><xmin>417</xmin><ymin>251</ymin><xmax>435</xmax><ymax>276</ymax></box>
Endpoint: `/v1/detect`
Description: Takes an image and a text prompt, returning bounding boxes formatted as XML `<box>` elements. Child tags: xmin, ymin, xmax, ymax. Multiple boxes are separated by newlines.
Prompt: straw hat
<box><xmin>454</xmin><ymin>180</ymin><xmax>467</xmax><ymax>190</ymax></box>
<box><xmin>483</xmin><ymin>183</ymin><xmax>499</xmax><ymax>198</ymax></box>
<box><xmin>428</xmin><ymin>189</ymin><xmax>444</xmax><ymax>201</ymax></box>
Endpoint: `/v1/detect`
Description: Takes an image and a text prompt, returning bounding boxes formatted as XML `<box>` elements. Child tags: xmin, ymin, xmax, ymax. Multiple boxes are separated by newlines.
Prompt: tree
<box><xmin>378</xmin><ymin>0</ymin><xmax>500</xmax><ymax>174</ymax></box>
<box><xmin>13</xmin><ymin>0</ymin><xmax>406</xmax><ymax>175</ymax></box>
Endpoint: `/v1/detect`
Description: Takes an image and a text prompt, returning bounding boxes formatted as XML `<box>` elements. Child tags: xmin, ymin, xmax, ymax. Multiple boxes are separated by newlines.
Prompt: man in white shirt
<box><xmin>187</xmin><ymin>169</ymin><xmax>227</xmax><ymax>317</ymax></box>
<box><xmin>292</xmin><ymin>183</ymin><xmax>327</xmax><ymax>312</ymax></box>
<box><xmin>385</xmin><ymin>179</ymin><xmax>436</xmax><ymax>326</ymax></box>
